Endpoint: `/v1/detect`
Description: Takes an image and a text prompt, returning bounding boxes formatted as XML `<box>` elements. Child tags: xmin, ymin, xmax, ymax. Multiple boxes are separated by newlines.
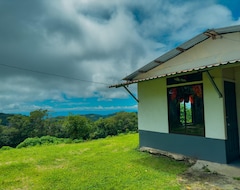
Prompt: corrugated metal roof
<box><xmin>178</xmin><ymin>33</ymin><xmax>208</xmax><ymax>50</ymax></box>
<box><xmin>109</xmin><ymin>59</ymin><xmax>240</xmax><ymax>88</ymax></box>
<box><xmin>214</xmin><ymin>25</ymin><xmax>240</xmax><ymax>33</ymax></box>
<box><xmin>110</xmin><ymin>25</ymin><xmax>240</xmax><ymax>88</ymax></box>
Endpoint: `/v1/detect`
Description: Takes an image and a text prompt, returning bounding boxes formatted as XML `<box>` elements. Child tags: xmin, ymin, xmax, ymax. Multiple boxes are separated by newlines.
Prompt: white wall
<box><xmin>138</xmin><ymin>78</ymin><xmax>168</xmax><ymax>133</ymax></box>
<box><xmin>203</xmin><ymin>69</ymin><xmax>226</xmax><ymax>140</ymax></box>
<box><xmin>138</xmin><ymin>65</ymin><xmax>240</xmax><ymax>141</ymax></box>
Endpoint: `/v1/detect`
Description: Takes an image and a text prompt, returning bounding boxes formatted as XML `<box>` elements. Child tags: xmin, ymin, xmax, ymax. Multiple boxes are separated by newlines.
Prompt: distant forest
<box><xmin>0</xmin><ymin>110</ymin><xmax>138</xmax><ymax>148</ymax></box>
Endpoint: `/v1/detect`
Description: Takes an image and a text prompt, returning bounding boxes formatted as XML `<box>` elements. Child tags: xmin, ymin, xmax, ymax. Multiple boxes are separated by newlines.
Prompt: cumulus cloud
<box><xmin>0</xmin><ymin>0</ymin><xmax>239</xmax><ymax>113</ymax></box>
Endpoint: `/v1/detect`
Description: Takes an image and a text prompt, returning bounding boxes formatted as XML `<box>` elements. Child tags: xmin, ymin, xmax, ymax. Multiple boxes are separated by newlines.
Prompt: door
<box><xmin>224</xmin><ymin>81</ymin><xmax>240</xmax><ymax>163</ymax></box>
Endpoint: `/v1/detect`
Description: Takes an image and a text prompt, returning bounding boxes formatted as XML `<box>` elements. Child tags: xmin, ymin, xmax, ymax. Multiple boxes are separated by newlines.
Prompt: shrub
<box><xmin>16</xmin><ymin>136</ymin><xmax>67</xmax><ymax>148</ymax></box>
<box><xmin>17</xmin><ymin>137</ymin><xmax>41</xmax><ymax>148</ymax></box>
<box><xmin>0</xmin><ymin>146</ymin><xmax>13</xmax><ymax>150</ymax></box>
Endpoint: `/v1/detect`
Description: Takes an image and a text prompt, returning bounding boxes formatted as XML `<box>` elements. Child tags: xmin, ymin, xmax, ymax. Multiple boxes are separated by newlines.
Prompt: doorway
<box><xmin>224</xmin><ymin>81</ymin><xmax>240</xmax><ymax>163</ymax></box>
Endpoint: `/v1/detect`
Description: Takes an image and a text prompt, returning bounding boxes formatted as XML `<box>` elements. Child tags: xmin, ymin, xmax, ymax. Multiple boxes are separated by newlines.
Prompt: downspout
<box><xmin>206</xmin><ymin>70</ymin><xmax>223</xmax><ymax>98</ymax></box>
<box><xmin>123</xmin><ymin>86</ymin><xmax>139</xmax><ymax>103</ymax></box>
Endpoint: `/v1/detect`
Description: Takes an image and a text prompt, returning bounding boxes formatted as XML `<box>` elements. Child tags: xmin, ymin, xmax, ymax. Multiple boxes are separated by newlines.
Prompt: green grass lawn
<box><xmin>0</xmin><ymin>133</ymin><xmax>188</xmax><ymax>190</ymax></box>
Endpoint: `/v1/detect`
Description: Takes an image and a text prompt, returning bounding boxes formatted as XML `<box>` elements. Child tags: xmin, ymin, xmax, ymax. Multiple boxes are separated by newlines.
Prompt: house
<box><xmin>110</xmin><ymin>25</ymin><xmax>240</xmax><ymax>164</ymax></box>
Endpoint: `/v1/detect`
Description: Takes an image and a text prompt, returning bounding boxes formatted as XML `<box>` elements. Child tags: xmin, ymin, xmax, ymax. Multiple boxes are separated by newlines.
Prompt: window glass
<box><xmin>167</xmin><ymin>84</ymin><xmax>205</xmax><ymax>136</ymax></box>
<box><xmin>167</xmin><ymin>72</ymin><xmax>202</xmax><ymax>85</ymax></box>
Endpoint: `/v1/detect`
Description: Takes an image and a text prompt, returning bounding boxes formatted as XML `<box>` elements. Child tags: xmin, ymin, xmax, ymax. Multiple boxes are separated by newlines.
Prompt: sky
<box><xmin>0</xmin><ymin>0</ymin><xmax>240</xmax><ymax>116</ymax></box>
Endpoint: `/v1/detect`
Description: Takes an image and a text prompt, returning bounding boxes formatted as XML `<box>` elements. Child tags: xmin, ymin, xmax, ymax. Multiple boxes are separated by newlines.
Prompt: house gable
<box><xmin>135</xmin><ymin>32</ymin><xmax>240</xmax><ymax>81</ymax></box>
<box><xmin>109</xmin><ymin>25</ymin><xmax>240</xmax><ymax>88</ymax></box>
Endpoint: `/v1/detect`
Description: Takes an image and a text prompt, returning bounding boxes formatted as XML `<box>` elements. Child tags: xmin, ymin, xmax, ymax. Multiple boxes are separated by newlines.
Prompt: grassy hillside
<box><xmin>0</xmin><ymin>134</ymin><xmax>188</xmax><ymax>190</ymax></box>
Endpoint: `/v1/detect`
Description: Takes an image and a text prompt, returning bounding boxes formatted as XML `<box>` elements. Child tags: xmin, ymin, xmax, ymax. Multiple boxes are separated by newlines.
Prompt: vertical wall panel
<box><xmin>203</xmin><ymin>69</ymin><xmax>226</xmax><ymax>139</ymax></box>
<box><xmin>138</xmin><ymin>78</ymin><xmax>168</xmax><ymax>133</ymax></box>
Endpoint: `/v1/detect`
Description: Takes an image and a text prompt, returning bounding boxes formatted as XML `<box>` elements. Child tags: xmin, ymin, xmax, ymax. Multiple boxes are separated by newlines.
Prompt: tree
<box><xmin>29</xmin><ymin>109</ymin><xmax>48</xmax><ymax>137</ymax></box>
<box><xmin>0</xmin><ymin>114</ymin><xmax>31</xmax><ymax>147</ymax></box>
<box><xmin>64</xmin><ymin>115</ymin><xmax>92</xmax><ymax>140</ymax></box>
<box><xmin>113</xmin><ymin>112</ymin><xmax>138</xmax><ymax>133</ymax></box>
<box><xmin>0</xmin><ymin>110</ymin><xmax>138</xmax><ymax>147</ymax></box>
<box><xmin>94</xmin><ymin>117</ymin><xmax>117</xmax><ymax>138</ymax></box>
<box><xmin>8</xmin><ymin>114</ymin><xmax>30</xmax><ymax>139</ymax></box>
<box><xmin>44</xmin><ymin>117</ymin><xmax>67</xmax><ymax>138</ymax></box>
<box><xmin>0</xmin><ymin>126</ymin><xmax>20</xmax><ymax>147</ymax></box>
<box><xmin>93</xmin><ymin>112</ymin><xmax>138</xmax><ymax>139</ymax></box>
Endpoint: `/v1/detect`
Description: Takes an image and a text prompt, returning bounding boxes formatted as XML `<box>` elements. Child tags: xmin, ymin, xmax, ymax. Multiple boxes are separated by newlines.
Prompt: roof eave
<box><xmin>109</xmin><ymin>59</ymin><xmax>240</xmax><ymax>88</ymax></box>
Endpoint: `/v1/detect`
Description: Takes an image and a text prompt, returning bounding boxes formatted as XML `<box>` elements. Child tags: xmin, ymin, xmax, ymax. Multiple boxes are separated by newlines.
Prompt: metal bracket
<box><xmin>123</xmin><ymin>86</ymin><xmax>139</xmax><ymax>103</ymax></box>
<box><xmin>206</xmin><ymin>71</ymin><xmax>223</xmax><ymax>98</ymax></box>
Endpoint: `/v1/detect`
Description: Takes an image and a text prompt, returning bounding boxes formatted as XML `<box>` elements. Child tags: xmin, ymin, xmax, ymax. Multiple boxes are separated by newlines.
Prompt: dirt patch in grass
<box><xmin>140</xmin><ymin>147</ymin><xmax>240</xmax><ymax>189</ymax></box>
<box><xmin>178</xmin><ymin>168</ymin><xmax>240</xmax><ymax>190</ymax></box>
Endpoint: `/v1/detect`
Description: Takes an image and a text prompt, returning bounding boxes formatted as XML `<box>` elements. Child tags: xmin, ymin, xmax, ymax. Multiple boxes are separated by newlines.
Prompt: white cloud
<box><xmin>0</xmin><ymin>0</ymin><xmax>239</xmax><ymax>113</ymax></box>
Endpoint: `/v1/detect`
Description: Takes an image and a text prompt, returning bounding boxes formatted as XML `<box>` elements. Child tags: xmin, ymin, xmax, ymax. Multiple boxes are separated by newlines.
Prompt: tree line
<box><xmin>0</xmin><ymin>109</ymin><xmax>138</xmax><ymax>148</ymax></box>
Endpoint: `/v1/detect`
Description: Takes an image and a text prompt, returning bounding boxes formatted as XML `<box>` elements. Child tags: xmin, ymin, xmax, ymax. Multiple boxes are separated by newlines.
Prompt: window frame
<box><xmin>166</xmin><ymin>73</ymin><xmax>205</xmax><ymax>137</ymax></box>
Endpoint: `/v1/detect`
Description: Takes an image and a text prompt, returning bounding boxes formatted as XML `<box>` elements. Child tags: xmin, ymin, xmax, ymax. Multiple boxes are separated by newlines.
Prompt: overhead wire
<box><xmin>0</xmin><ymin>63</ymin><xmax>110</xmax><ymax>86</ymax></box>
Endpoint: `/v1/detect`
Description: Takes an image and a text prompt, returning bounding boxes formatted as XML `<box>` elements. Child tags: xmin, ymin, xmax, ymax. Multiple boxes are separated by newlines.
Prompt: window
<box><xmin>167</xmin><ymin>72</ymin><xmax>202</xmax><ymax>85</ymax></box>
<box><xmin>167</xmin><ymin>83</ymin><xmax>205</xmax><ymax>136</ymax></box>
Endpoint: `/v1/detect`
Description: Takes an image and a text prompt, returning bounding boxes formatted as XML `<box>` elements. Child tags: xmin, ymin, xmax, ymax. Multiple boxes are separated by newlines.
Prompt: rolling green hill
<box><xmin>0</xmin><ymin>134</ymin><xmax>187</xmax><ymax>190</ymax></box>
